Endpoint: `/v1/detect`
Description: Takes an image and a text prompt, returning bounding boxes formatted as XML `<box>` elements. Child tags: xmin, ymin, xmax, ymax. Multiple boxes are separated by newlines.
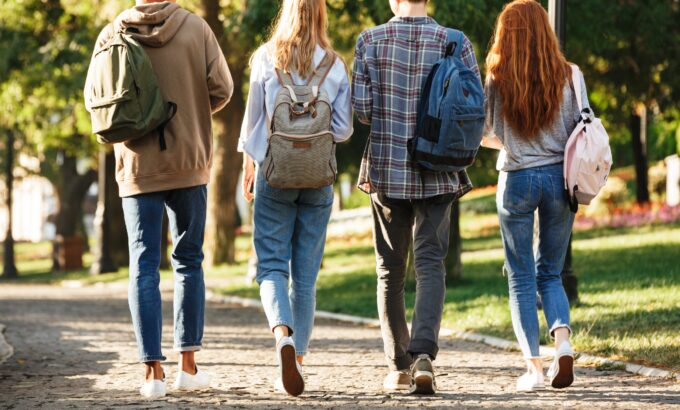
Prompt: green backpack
<box><xmin>85</xmin><ymin>30</ymin><xmax>177</xmax><ymax>150</ymax></box>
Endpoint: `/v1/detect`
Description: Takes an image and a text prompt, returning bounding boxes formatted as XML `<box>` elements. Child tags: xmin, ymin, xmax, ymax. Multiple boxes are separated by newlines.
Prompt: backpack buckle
<box><xmin>580</xmin><ymin>107</ymin><xmax>594</xmax><ymax>124</ymax></box>
<box><xmin>289</xmin><ymin>102</ymin><xmax>316</xmax><ymax>119</ymax></box>
<box><xmin>445</xmin><ymin>41</ymin><xmax>457</xmax><ymax>57</ymax></box>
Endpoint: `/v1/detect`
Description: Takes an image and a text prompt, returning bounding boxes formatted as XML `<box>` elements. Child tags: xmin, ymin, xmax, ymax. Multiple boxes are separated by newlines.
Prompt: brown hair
<box><xmin>485</xmin><ymin>0</ymin><xmax>571</xmax><ymax>138</ymax></box>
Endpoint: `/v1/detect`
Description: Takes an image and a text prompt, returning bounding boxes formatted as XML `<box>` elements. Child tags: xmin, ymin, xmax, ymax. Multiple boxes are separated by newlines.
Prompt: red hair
<box><xmin>486</xmin><ymin>0</ymin><xmax>571</xmax><ymax>138</ymax></box>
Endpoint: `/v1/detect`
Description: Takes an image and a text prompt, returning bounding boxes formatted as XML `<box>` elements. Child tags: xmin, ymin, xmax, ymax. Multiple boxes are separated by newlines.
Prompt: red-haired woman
<box><xmin>482</xmin><ymin>0</ymin><xmax>590</xmax><ymax>392</ymax></box>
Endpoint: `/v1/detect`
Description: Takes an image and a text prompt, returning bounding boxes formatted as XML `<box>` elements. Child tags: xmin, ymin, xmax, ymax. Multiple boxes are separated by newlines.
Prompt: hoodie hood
<box><xmin>114</xmin><ymin>2</ymin><xmax>190</xmax><ymax>47</ymax></box>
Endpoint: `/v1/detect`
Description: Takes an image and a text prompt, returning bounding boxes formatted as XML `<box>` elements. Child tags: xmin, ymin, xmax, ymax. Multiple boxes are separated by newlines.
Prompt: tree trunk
<box><xmin>204</xmin><ymin>100</ymin><xmax>245</xmax><ymax>266</ymax></box>
<box><xmin>445</xmin><ymin>201</ymin><xmax>463</xmax><ymax>284</ymax></box>
<box><xmin>202</xmin><ymin>0</ymin><xmax>246</xmax><ymax>266</ymax></box>
<box><xmin>631</xmin><ymin>109</ymin><xmax>650</xmax><ymax>204</ymax></box>
<box><xmin>106</xmin><ymin>152</ymin><xmax>128</xmax><ymax>268</ymax></box>
<box><xmin>91</xmin><ymin>149</ymin><xmax>128</xmax><ymax>274</ymax></box>
<box><xmin>2</xmin><ymin>129</ymin><xmax>18</xmax><ymax>279</ymax></box>
<box><xmin>52</xmin><ymin>152</ymin><xmax>96</xmax><ymax>271</ymax></box>
<box><xmin>91</xmin><ymin>148</ymin><xmax>117</xmax><ymax>274</ymax></box>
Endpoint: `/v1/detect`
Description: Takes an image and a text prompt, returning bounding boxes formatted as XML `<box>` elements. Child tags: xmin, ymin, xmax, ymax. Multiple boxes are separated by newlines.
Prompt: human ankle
<box><xmin>180</xmin><ymin>352</ymin><xmax>197</xmax><ymax>375</ymax></box>
<box><xmin>145</xmin><ymin>361</ymin><xmax>164</xmax><ymax>381</ymax></box>
<box><xmin>273</xmin><ymin>325</ymin><xmax>290</xmax><ymax>343</ymax></box>
<box><xmin>527</xmin><ymin>359</ymin><xmax>543</xmax><ymax>375</ymax></box>
<box><xmin>554</xmin><ymin>328</ymin><xmax>570</xmax><ymax>348</ymax></box>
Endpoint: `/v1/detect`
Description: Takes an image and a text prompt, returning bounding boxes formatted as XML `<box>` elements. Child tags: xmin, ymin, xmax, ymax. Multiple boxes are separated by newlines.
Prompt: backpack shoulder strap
<box><xmin>275</xmin><ymin>68</ymin><xmax>296</xmax><ymax>87</ymax></box>
<box><xmin>307</xmin><ymin>52</ymin><xmax>337</xmax><ymax>87</ymax></box>
<box><xmin>444</xmin><ymin>28</ymin><xmax>465</xmax><ymax>58</ymax></box>
<box><xmin>569</xmin><ymin>64</ymin><xmax>584</xmax><ymax>112</ymax></box>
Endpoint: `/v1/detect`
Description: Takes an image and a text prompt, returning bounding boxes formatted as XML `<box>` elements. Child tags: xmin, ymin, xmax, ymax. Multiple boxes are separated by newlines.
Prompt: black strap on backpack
<box><xmin>157</xmin><ymin>101</ymin><xmax>177</xmax><ymax>151</ymax></box>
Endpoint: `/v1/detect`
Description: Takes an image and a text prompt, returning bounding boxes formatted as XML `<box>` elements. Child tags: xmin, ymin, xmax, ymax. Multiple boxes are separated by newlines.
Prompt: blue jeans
<box><xmin>253</xmin><ymin>169</ymin><xmax>333</xmax><ymax>356</ymax></box>
<box><xmin>497</xmin><ymin>163</ymin><xmax>574</xmax><ymax>358</ymax></box>
<box><xmin>122</xmin><ymin>185</ymin><xmax>207</xmax><ymax>363</ymax></box>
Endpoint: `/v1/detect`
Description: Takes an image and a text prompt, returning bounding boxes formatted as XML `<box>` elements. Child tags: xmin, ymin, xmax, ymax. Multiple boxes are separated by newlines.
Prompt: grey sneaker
<box><xmin>409</xmin><ymin>354</ymin><xmax>436</xmax><ymax>395</ymax></box>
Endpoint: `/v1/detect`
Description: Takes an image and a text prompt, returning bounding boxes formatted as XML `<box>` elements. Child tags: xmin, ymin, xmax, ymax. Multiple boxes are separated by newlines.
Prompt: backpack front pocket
<box><xmin>265</xmin><ymin>132</ymin><xmax>336</xmax><ymax>189</ymax></box>
<box><xmin>445</xmin><ymin>106</ymin><xmax>485</xmax><ymax>150</ymax></box>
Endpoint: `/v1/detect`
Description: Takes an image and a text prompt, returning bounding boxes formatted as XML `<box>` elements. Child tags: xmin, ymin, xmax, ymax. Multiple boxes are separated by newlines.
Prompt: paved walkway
<box><xmin>0</xmin><ymin>284</ymin><xmax>678</xmax><ymax>409</ymax></box>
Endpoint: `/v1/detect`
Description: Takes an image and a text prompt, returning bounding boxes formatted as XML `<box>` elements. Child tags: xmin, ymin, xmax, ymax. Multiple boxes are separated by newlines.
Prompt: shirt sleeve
<box><xmin>460</xmin><ymin>35</ymin><xmax>481</xmax><ymax>81</ymax></box>
<box><xmin>238</xmin><ymin>48</ymin><xmax>267</xmax><ymax>155</ymax></box>
<box><xmin>351</xmin><ymin>33</ymin><xmax>372</xmax><ymax>125</ymax></box>
<box><xmin>330</xmin><ymin>60</ymin><xmax>353</xmax><ymax>143</ymax></box>
<box><xmin>204</xmin><ymin>23</ymin><xmax>233</xmax><ymax>114</ymax></box>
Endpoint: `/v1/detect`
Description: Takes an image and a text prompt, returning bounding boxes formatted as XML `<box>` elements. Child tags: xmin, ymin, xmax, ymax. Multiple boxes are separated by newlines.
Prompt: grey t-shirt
<box><xmin>484</xmin><ymin>71</ymin><xmax>590</xmax><ymax>172</ymax></box>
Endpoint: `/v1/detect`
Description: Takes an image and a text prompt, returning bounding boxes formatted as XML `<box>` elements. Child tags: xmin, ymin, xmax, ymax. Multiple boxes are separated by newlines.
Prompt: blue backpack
<box><xmin>410</xmin><ymin>29</ymin><xmax>485</xmax><ymax>173</ymax></box>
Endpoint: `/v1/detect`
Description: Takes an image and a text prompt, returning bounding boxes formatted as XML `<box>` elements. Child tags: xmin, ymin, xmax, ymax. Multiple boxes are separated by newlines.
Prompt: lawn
<box><xmin>216</xmin><ymin>222</ymin><xmax>680</xmax><ymax>372</ymax></box>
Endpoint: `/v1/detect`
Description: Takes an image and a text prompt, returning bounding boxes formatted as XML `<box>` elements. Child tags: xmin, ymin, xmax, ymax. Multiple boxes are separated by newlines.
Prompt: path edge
<box><xmin>207</xmin><ymin>291</ymin><xmax>680</xmax><ymax>382</ymax></box>
<box><xmin>0</xmin><ymin>323</ymin><xmax>14</xmax><ymax>366</ymax></box>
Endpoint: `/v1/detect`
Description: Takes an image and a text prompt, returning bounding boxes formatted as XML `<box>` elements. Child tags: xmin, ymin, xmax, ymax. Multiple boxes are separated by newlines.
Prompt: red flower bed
<box><xmin>575</xmin><ymin>203</ymin><xmax>680</xmax><ymax>230</ymax></box>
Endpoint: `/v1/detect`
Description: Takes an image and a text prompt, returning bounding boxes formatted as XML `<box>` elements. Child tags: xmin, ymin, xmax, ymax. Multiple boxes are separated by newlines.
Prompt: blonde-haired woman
<box><xmin>482</xmin><ymin>0</ymin><xmax>588</xmax><ymax>392</ymax></box>
<box><xmin>238</xmin><ymin>0</ymin><xmax>352</xmax><ymax>397</ymax></box>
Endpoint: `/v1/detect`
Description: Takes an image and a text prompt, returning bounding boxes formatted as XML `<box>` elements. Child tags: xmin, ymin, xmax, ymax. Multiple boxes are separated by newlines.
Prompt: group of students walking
<box><xmin>85</xmin><ymin>0</ymin><xmax>588</xmax><ymax>400</ymax></box>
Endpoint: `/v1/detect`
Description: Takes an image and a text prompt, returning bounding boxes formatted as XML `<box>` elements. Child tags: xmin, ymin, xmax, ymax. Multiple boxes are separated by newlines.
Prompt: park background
<box><xmin>0</xmin><ymin>0</ymin><xmax>679</xmax><ymax>376</ymax></box>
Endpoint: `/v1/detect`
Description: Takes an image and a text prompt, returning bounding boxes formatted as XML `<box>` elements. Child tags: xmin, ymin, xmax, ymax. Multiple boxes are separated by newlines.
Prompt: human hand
<box><xmin>242</xmin><ymin>155</ymin><xmax>255</xmax><ymax>203</ymax></box>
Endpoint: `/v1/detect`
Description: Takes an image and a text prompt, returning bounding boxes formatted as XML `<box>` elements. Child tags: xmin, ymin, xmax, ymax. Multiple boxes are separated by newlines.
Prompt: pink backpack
<box><xmin>563</xmin><ymin>65</ymin><xmax>613</xmax><ymax>212</ymax></box>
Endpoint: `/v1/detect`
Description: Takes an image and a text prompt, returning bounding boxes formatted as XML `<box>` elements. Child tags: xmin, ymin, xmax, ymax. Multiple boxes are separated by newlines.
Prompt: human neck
<box><xmin>395</xmin><ymin>2</ymin><xmax>428</xmax><ymax>18</ymax></box>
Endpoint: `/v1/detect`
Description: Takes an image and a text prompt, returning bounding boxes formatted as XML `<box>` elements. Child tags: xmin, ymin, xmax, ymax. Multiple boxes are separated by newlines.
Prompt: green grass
<box><xmin>217</xmin><ymin>223</ymin><xmax>680</xmax><ymax>372</ymax></box>
<box><xmin>3</xmin><ymin>235</ymin><xmax>254</xmax><ymax>285</ymax></box>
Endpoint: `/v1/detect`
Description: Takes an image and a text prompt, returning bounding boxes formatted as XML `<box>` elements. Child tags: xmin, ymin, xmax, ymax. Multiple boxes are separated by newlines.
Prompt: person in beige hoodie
<box><xmin>87</xmin><ymin>0</ymin><xmax>233</xmax><ymax>399</ymax></box>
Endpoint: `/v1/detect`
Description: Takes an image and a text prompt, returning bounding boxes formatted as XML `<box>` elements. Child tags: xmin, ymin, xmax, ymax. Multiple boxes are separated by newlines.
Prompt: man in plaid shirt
<box><xmin>352</xmin><ymin>0</ymin><xmax>481</xmax><ymax>395</ymax></box>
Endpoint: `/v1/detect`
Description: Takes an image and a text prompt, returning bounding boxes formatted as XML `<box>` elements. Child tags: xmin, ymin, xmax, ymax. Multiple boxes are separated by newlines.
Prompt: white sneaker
<box><xmin>548</xmin><ymin>341</ymin><xmax>575</xmax><ymax>389</ymax></box>
<box><xmin>173</xmin><ymin>367</ymin><xmax>212</xmax><ymax>391</ymax></box>
<box><xmin>516</xmin><ymin>370</ymin><xmax>545</xmax><ymax>392</ymax></box>
<box><xmin>276</xmin><ymin>336</ymin><xmax>304</xmax><ymax>396</ymax></box>
<box><xmin>139</xmin><ymin>379</ymin><xmax>167</xmax><ymax>399</ymax></box>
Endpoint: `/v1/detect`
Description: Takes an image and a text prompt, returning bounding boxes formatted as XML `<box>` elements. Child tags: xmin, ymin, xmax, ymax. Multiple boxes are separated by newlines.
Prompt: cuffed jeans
<box><xmin>122</xmin><ymin>185</ymin><xmax>207</xmax><ymax>363</ymax></box>
<box><xmin>253</xmin><ymin>169</ymin><xmax>333</xmax><ymax>356</ymax></box>
<box><xmin>371</xmin><ymin>192</ymin><xmax>454</xmax><ymax>371</ymax></box>
<box><xmin>497</xmin><ymin>163</ymin><xmax>574</xmax><ymax>358</ymax></box>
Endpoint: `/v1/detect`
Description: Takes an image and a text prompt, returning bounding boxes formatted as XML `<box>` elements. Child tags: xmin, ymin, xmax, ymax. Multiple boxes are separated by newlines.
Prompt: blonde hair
<box><xmin>267</xmin><ymin>0</ymin><xmax>334</xmax><ymax>79</ymax></box>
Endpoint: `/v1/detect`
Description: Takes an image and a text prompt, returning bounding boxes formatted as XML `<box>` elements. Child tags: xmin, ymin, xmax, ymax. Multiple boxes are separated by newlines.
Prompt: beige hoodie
<box><xmin>94</xmin><ymin>2</ymin><xmax>233</xmax><ymax>197</ymax></box>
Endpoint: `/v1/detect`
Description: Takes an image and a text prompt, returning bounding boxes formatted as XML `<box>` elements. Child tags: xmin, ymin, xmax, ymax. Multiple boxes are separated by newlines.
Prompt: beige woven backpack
<box><xmin>262</xmin><ymin>52</ymin><xmax>338</xmax><ymax>189</ymax></box>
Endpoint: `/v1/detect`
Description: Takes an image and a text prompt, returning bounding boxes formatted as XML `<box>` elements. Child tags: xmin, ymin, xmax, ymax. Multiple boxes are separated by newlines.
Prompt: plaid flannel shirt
<box><xmin>352</xmin><ymin>16</ymin><xmax>480</xmax><ymax>199</ymax></box>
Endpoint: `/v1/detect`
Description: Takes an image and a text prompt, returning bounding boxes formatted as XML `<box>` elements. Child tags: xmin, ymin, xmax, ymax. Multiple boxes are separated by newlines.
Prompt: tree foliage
<box><xmin>566</xmin><ymin>0</ymin><xmax>680</xmax><ymax>164</ymax></box>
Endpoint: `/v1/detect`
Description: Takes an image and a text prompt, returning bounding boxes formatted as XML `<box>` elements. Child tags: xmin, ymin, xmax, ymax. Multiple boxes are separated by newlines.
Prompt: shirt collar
<box><xmin>389</xmin><ymin>16</ymin><xmax>437</xmax><ymax>25</ymax></box>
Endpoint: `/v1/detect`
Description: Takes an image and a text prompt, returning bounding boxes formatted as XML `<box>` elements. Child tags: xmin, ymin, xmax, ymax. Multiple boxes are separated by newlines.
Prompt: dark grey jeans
<box><xmin>370</xmin><ymin>192</ymin><xmax>454</xmax><ymax>371</ymax></box>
